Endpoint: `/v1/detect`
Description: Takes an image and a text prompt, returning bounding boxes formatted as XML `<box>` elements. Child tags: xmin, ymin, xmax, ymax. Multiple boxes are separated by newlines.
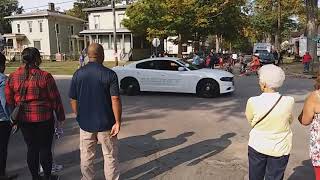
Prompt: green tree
<box><xmin>0</xmin><ymin>0</ymin><xmax>23</xmax><ymax>34</ymax></box>
<box><xmin>250</xmin><ymin>0</ymin><xmax>304</xmax><ymax>44</ymax></box>
<box><xmin>123</xmin><ymin>0</ymin><xmax>246</xmax><ymax>56</ymax></box>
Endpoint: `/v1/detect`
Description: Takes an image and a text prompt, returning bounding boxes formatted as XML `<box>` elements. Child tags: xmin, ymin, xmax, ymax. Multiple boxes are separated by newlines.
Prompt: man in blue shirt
<box><xmin>0</xmin><ymin>53</ymin><xmax>16</xmax><ymax>180</ymax></box>
<box><xmin>69</xmin><ymin>43</ymin><xmax>122</xmax><ymax>180</ymax></box>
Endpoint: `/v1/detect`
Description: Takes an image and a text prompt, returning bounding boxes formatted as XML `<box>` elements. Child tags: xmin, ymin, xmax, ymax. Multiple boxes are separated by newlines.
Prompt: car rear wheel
<box><xmin>196</xmin><ymin>79</ymin><xmax>220</xmax><ymax>98</ymax></box>
<box><xmin>121</xmin><ymin>78</ymin><xmax>140</xmax><ymax>96</ymax></box>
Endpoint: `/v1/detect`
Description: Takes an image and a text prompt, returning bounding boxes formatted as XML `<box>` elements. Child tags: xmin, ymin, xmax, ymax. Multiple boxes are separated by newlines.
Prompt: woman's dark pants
<box><xmin>248</xmin><ymin>146</ymin><xmax>289</xmax><ymax>180</ymax></box>
<box><xmin>0</xmin><ymin>121</ymin><xmax>12</xmax><ymax>176</ymax></box>
<box><xmin>20</xmin><ymin>120</ymin><xmax>54</xmax><ymax>180</ymax></box>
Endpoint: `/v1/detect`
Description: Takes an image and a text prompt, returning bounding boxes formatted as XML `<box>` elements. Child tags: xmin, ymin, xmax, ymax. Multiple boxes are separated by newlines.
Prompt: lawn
<box><xmin>5</xmin><ymin>61</ymin><xmax>127</xmax><ymax>75</ymax></box>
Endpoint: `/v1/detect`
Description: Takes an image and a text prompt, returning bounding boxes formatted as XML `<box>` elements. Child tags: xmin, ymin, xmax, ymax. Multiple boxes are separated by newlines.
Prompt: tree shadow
<box><xmin>121</xmin><ymin>132</ymin><xmax>236</xmax><ymax>180</ymax></box>
<box><xmin>288</xmin><ymin>160</ymin><xmax>315</xmax><ymax>180</ymax></box>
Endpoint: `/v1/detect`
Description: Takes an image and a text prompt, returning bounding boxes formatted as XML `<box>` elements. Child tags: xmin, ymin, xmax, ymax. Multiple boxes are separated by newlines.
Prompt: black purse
<box><xmin>9</xmin><ymin>74</ymin><xmax>33</xmax><ymax>126</ymax></box>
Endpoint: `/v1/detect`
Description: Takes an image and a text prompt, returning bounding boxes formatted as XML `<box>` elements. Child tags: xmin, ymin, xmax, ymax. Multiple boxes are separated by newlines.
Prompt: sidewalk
<box><xmin>280</xmin><ymin>62</ymin><xmax>316</xmax><ymax>79</ymax></box>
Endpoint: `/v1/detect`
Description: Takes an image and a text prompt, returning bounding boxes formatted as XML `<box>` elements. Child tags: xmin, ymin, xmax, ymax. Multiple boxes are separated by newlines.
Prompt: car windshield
<box><xmin>177</xmin><ymin>59</ymin><xmax>199</xmax><ymax>70</ymax></box>
<box><xmin>259</xmin><ymin>53</ymin><xmax>274</xmax><ymax>60</ymax></box>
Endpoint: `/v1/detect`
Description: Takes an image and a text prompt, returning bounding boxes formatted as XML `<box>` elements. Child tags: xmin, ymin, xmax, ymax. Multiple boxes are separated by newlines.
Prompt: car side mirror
<box><xmin>178</xmin><ymin>67</ymin><xmax>186</xmax><ymax>71</ymax></box>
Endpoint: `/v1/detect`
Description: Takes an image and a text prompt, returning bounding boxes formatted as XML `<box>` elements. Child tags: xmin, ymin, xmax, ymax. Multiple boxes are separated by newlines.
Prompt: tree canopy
<box><xmin>0</xmin><ymin>0</ymin><xmax>23</xmax><ymax>34</ymax></box>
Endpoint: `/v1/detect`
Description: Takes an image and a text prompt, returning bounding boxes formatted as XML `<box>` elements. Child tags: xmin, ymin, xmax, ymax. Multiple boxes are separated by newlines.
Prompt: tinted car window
<box><xmin>136</xmin><ymin>61</ymin><xmax>156</xmax><ymax>69</ymax></box>
<box><xmin>156</xmin><ymin>60</ymin><xmax>182</xmax><ymax>71</ymax></box>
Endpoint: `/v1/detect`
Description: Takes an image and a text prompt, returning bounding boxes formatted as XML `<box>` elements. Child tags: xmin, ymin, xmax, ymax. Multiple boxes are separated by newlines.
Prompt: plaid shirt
<box><xmin>5</xmin><ymin>66</ymin><xmax>65</xmax><ymax>123</ymax></box>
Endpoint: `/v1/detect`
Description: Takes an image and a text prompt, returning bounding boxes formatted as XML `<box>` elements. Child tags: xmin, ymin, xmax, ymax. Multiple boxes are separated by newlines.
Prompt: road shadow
<box><xmin>121</xmin><ymin>132</ymin><xmax>236</xmax><ymax>180</ymax></box>
<box><xmin>56</xmin><ymin>130</ymin><xmax>194</xmax><ymax>178</ymax></box>
<box><xmin>119</xmin><ymin>130</ymin><xmax>194</xmax><ymax>163</ymax></box>
<box><xmin>288</xmin><ymin>160</ymin><xmax>315</xmax><ymax>180</ymax></box>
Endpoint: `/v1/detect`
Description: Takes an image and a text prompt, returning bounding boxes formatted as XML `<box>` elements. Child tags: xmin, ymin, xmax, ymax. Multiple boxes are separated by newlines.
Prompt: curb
<box><xmin>286</xmin><ymin>73</ymin><xmax>314</xmax><ymax>79</ymax></box>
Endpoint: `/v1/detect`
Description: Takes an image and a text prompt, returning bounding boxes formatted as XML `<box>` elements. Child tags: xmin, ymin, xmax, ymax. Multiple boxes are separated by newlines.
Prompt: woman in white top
<box><xmin>245</xmin><ymin>64</ymin><xmax>295</xmax><ymax>180</ymax></box>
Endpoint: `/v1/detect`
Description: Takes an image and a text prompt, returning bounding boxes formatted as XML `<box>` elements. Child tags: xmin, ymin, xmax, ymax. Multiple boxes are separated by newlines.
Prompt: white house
<box><xmin>164</xmin><ymin>36</ymin><xmax>193</xmax><ymax>56</ymax></box>
<box><xmin>80</xmin><ymin>4</ymin><xmax>150</xmax><ymax>61</ymax></box>
<box><xmin>4</xmin><ymin>3</ymin><xmax>86</xmax><ymax>60</ymax></box>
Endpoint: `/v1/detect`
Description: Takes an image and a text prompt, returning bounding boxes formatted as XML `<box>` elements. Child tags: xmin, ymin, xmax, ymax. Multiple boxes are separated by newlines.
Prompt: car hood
<box><xmin>194</xmin><ymin>68</ymin><xmax>234</xmax><ymax>77</ymax></box>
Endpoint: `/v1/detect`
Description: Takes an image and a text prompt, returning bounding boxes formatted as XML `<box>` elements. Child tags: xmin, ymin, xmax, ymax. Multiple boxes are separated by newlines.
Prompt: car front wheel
<box><xmin>121</xmin><ymin>78</ymin><xmax>140</xmax><ymax>96</ymax></box>
<box><xmin>196</xmin><ymin>79</ymin><xmax>220</xmax><ymax>98</ymax></box>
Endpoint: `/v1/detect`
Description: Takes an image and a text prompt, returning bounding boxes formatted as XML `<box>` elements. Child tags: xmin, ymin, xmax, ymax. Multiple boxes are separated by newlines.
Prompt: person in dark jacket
<box><xmin>0</xmin><ymin>53</ymin><xmax>16</xmax><ymax>180</ymax></box>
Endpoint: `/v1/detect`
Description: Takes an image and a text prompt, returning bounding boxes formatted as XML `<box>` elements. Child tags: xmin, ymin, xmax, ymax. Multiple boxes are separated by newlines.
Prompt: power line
<box><xmin>23</xmin><ymin>0</ymin><xmax>76</xmax><ymax>10</ymax></box>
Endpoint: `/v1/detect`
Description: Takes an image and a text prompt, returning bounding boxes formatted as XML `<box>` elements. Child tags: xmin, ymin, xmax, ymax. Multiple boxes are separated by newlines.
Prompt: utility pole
<box><xmin>112</xmin><ymin>0</ymin><xmax>118</xmax><ymax>66</ymax></box>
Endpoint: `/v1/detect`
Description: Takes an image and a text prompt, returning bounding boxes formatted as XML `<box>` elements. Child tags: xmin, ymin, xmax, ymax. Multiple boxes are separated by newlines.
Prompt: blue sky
<box><xmin>19</xmin><ymin>0</ymin><xmax>75</xmax><ymax>12</ymax></box>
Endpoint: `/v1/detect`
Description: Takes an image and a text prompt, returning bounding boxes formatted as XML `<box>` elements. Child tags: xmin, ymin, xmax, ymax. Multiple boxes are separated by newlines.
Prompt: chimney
<box><xmin>48</xmin><ymin>3</ymin><xmax>55</xmax><ymax>11</ymax></box>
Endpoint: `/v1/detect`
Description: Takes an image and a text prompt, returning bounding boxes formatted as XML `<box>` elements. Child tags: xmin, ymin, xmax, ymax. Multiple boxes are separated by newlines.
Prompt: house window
<box><xmin>70</xmin><ymin>40</ymin><xmax>74</xmax><ymax>52</ymax></box>
<box><xmin>17</xmin><ymin>24</ymin><xmax>20</xmax><ymax>33</ymax></box>
<box><xmin>118</xmin><ymin>14</ymin><xmax>125</xmax><ymax>28</ymax></box>
<box><xmin>39</xmin><ymin>21</ymin><xmax>43</xmax><ymax>32</ymax></box>
<box><xmin>34</xmin><ymin>41</ymin><xmax>41</xmax><ymax>50</ymax></box>
<box><xmin>55</xmin><ymin>24</ymin><xmax>60</xmax><ymax>34</ymax></box>
<box><xmin>28</xmin><ymin>21</ymin><xmax>33</xmax><ymax>33</ymax></box>
<box><xmin>70</xmin><ymin>25</ymin><xmax>74</xmax><ymax>35</ymax></box>
<box><xmin>94</xmin><ymin>15</ymin><xmax>100</xmax><ymax>29</ymax></box>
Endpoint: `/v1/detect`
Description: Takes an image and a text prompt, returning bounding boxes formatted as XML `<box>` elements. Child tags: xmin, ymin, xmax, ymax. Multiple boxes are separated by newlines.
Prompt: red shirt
<box><xmin>303</xmin><ymin>54</ymin><xmax>312</xmax><ymax>63</ymax></box>
<box><xmin>5</xmin><ymin>66</ymin><xmax>65</xmax><ymax>123</ymax></box>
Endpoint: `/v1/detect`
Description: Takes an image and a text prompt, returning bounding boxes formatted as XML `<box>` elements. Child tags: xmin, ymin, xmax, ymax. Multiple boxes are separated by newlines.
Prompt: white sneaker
<box><xmin>39</xmin><ymin>163</ymin><xmax>63</xmax><ymax>174</ymax></box>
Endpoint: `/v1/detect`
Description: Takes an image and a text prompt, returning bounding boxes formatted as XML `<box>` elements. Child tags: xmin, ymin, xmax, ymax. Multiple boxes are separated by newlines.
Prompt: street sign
<box><xmin>152</xmin><ymin>38</ymin><xmax>161</xmax><ymax>47</ymax></box>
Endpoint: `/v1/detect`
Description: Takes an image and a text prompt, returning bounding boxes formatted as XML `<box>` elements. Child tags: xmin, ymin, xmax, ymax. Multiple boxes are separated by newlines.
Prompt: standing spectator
<box><xmin>192</xmin><ymin>52</ymin><xmax>201</xmax><ymax>67</ymax></box>
<box><xmin>302</xmin><ymin>51</ymin><xmax>312</xmax><ymax>73</ymax></box>
<box><xmin>0</xmin><ymin>53</ymin><xmax>17</xmax><ymax>180</ymax></box>
<box><xmin>246</xmin><ymin>64</ymin><xmax>295</xmax><ymax>180</ymax></box>
<box><xmin>69</xmin><ymin>43</ymin><xmax>122</xmax><ymax>180</ymax></box>
<box><xmin>5</xmin><ymin>47</ymin><xmax>65</xmax><ymax>180</ymax></box>
<box><xmin>298</xmin><ymin>72</ymin><xmax>320</xmax><ymax>180</ymax></box>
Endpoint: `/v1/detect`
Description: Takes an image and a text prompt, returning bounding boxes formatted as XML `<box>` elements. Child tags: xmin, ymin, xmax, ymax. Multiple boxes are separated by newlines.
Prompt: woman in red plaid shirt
<box><xmin>5</xmin><ymin>47</ymin><xmax>65</xmax><ymax>180</ymax></box>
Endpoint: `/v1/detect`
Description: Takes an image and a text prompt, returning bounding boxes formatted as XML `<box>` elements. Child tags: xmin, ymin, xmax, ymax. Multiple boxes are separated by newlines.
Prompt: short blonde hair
<box><xmin>259</xmin><ymin>64</ymin><xmax>285</xmax><ymax>89</ymax></box>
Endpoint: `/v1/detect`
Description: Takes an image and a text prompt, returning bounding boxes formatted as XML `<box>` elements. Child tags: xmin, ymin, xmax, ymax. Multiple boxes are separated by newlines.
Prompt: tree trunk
<box><xmin>275</xmin><ymin>0</ymin><xmax>281</xmax><ymax>53</ymax></box>
<box><xmin>178</xmin><ymin>34</ymin><xmax>182</xmax><ymax>58</ymax></box>
<box><xmin>215</xmin><ymin>35</ymin><xmax>219</xmax><ymax>53</ymax></box>
<box><xmin>306</xmin><ymin>0</ymin><xmax>318</xmax><ymax>73</ymax></box>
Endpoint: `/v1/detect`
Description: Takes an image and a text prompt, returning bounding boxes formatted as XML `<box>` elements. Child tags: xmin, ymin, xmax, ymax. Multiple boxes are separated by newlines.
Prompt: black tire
<box><xmin>196</xmin><ymin>79</ymin><xmax>220</xmax><ymax>98</ymax></box>
<box><xmin>121</xmin><ymin>78</ymin><xmax>140</xmax><ymax>96</ymax></box>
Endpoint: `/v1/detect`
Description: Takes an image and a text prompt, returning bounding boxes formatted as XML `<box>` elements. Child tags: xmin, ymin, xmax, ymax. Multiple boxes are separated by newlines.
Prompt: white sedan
<box><xmin>112</xmin><ymin>57</ymin><xmax>235</xmax><ymax>98</ymax></box>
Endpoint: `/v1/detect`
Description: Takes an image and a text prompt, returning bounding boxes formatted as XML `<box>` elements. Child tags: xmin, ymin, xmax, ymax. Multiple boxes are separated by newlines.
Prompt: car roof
<box><xmin>128</xmin><ymin>57</ymin><xmax>182</xmax><ymax>67</ymax></box>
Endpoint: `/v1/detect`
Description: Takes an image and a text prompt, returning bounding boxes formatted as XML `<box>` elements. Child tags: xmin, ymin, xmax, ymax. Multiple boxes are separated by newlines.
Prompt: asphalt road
<box><xmin>6</xmin><ymin>76</ymin><xmax>315</xmax><ymax>180</ymax></box>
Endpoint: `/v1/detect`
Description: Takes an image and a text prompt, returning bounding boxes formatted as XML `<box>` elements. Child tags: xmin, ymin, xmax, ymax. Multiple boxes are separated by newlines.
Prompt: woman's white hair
<box><xmin>258</xmin><ymin>64</ymin><xmax>285</xmax><ymax>89</ymax></box>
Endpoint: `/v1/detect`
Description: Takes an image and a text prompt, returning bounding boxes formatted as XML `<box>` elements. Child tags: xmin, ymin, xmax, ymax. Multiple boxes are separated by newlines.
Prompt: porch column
<box><xmin>13</xmin><ymin>37</ymin><xmax>17</xmax><ymax>50</ymax></box>
<box><xmin>130</xmin><ymin>33</ymin><xmax>133</xmax><ymax>49</ymax></box>
<box><xmin>122</xmin><ymin>33</ymin><xmax>125</xmax><ymax>52</ymax></box>
<box><xmin>96</xmin><ymin>35</ymin><xmax>99</xmax><ymax>43</ymax></box>
<box><xmin>109</xmin><ymin>34</ymin><xmax>112</xmax><ymax>49</ymax></box>
<box><xmin>89</xmin><ymin>35</ymin><xmax>93</xmax><ymax>44</ymax></box>
<box><xmin>77</xmin><ymin>39</ymin><xmax>80</xmax><ymax>54</ymax></box>
<box><xmin>84</xmin><ymin>35</ymin><xmax>87</xmax><ymax>48</ymax></box>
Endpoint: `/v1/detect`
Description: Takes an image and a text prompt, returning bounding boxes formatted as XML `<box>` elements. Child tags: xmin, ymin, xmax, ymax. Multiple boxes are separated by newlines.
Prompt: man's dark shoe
<box><xmin>0</xmin><ymin>174</ymin><xmax>18</xmax><ymax>180</ymax></box>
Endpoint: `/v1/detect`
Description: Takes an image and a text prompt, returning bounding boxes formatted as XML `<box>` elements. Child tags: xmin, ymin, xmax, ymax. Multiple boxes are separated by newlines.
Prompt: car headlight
<box><xmin>220</xmin><ymin>77</ymin><xmax>233</xmax><ymax>82</ymax></box>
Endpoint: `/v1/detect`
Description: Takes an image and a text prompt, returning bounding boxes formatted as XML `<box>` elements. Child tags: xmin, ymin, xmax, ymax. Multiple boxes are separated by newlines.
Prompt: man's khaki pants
<box><xmin>80</xmin><ymin>129</ymin><xmax>120</xmax><ymax>180</ymax></box>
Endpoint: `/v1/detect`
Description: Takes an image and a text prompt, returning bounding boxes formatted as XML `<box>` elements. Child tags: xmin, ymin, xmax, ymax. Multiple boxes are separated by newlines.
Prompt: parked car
<box><xmin>259</xmin><ymin>52</ymin><xmax>276</xmax><ymax>65</ymax></box>
<box><xmin>112</xmin><ymin>57</ymin><xmax>235</xmax><ymax>98</ymax></box>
